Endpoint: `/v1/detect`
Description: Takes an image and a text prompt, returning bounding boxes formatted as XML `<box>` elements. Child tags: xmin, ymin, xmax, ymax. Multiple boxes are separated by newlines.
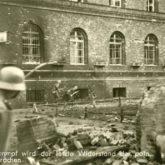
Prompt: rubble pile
<box><xmin>31</xmin><ymin>123</ymin><xmax>138</xmax><ymax>165</ymax></box>
<box><xmin>16</xmin><ymin>115</ymin><xmax>141</xmax><ymax>165</ymax></box>
<box><xmin>101</xmin><ymin>151</ymin><xmax>159</xmax><ymax>165</ymax></box>
<box><xmin>16</xmin><ymin>97</ymin><xmax>163</xmax><ymax>165</ymax></box>
<box><xmin>16</xmin><ymin>117</ymin><xmax>58</xmax><ymax>152</ymax></box>
<box><xmin>60</xmin><ymin>125</ymin><xmax>135</xmax><ymax>149</ymax></box>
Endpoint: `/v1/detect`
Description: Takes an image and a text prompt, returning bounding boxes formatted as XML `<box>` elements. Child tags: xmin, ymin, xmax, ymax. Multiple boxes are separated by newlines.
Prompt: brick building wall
<box><xmin>1</xmin><ymin>0</ymin><xmax>165</xmax><ymax>104</ymax></box>
<box><xmin>83</xmin><ymin>0</ymin><xmax>165</xmax><ymax>13</ymax></box>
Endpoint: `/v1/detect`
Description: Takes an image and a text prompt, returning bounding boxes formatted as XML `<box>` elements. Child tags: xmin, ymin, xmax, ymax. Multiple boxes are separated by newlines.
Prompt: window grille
<box><xmin>113</xmin><ymin>88</ymin><xmax>126</xmax><ymax>98</ymax></box>
<box><xmin>26</xmin><ymin>89</ymin><xmax>45</xmax><ymax>102</ymax></box>
<box><xmin>22</xmin><ymin>23</ymin><xmax>43</xmax><ymax>64</ymax></box>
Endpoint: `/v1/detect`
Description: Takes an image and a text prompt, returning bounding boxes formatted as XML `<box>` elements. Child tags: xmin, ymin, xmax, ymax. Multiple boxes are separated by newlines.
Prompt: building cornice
<box><xmin>1</xmin><ymin>1</ymin><xmax>165</xmax><ymax>23</ymax></box>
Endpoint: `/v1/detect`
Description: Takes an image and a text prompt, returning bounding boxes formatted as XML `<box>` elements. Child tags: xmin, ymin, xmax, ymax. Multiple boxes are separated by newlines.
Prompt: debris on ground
<box><xmin>10</xmin><ymin>98</ymin><xmax>160</xmax><ymax>165</ymax></box>
<box><xmin>15</xmin><ymin>115</ymin><xmax>140</xmax><ymax>165</ymax></box>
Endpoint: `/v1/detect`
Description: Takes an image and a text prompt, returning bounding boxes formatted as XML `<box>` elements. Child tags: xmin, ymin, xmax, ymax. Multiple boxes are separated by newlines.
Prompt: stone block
<box><xmin>16</xmin><ymin>117</ymin><xmax>58</xmax><ymax>152</ymax></box>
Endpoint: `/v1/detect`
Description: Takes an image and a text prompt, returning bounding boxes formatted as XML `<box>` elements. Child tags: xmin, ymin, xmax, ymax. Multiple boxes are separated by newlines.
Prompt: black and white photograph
<box><xmin>0</xmin><ymin>0</ymin><xmax>165</xmax><ymax>164</ymax></box>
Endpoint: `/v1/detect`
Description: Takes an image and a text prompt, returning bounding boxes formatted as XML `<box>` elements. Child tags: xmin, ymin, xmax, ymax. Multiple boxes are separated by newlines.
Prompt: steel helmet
<box><xmin>0</xmin><ymin>66</ymin><xmax>26</xmax><ymax>91</ymax></box>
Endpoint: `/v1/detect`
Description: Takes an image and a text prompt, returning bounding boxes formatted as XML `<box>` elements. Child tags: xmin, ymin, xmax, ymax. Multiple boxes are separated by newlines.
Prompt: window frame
<box><xmin>70</xmin><ymin>28</ymin><xmax>87</xmax><ymax>65</ymax></box>
<box><xmin>22</xmin><ymin>22</ymin><xmax>44</xmax><ymax>64</ymax></box>
<box><xmin>110</xmin><ymin>0</ymin><xmax>122</xmax><ymax>8</ymax></box>
<box><xmin>146</xmin><ymin>0</ymin><xmax>158</xmax><ymax>12</ymax></box>
<box><xmin>109</xmin><ymin>31</ymin><xmax>125</xmax><ymax>65</ymax></box>
<box><xmin>26</xmin><ymin>89</ymin><xmax>45</xmax><ymax>103</ymax></box>
<box><xmin>113</xmin><ymin>87</ymin><xmax>126</xmax><ymax>98</ymax></box>
<box><xmin>144</xmin><ymin>34</ymin><xmax>158</xmax><ymax>66</ymax></box>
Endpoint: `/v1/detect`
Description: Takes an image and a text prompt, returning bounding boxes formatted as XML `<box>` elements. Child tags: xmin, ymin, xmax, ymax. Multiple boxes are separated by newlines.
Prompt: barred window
<box><xmin>26</xmin><ymin>89</ymin><xmax>45</xmax><ymax>102</ymax></box>
<box><xmin>109</xmin><ymin>32</ymin><xmax>125</xmax><ymax>65</ymax></box>
<box><xmin>144</xmin><ymin>34</ymin><xmax>158</xmax><ymax>65</ymax></box>
<box><xmin>113</xmin><ymin>88</ymin><xmax>126</xmax><ymax>98</ymax></box>
<box><xmin>22</xmin><ymin>22</ymin><xmax>43</xmax><ymax>64</ymax></box>
<box><xmin>70</xmin><ymin>28</ymin><xmax>88</xmax><ymax>65</ymax></box>
<box><xmin>73</xmin><ymin>88</ymin><xmax>89</xmax><ymax>99</ymax></box>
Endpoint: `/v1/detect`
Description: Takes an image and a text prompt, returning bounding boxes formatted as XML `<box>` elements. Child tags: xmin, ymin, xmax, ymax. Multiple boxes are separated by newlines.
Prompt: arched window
<box><xmin>144</xmin><ymin>34</ymin><xmax>158</xmax><ymax>65</ymax></box>
<box><xmin>70</xmin><ymin>28</ymin><xmax>88</xmax><ymax>65</ymax></box>
<box><xmin>109</xmin><ymin>31</ymin><xmax>125</xmax><ymax>65</ymax></box>
<box><xmin>22</xmin><ymin>22</ymin><xmax>44</xmax><ymax>64</ymax></box>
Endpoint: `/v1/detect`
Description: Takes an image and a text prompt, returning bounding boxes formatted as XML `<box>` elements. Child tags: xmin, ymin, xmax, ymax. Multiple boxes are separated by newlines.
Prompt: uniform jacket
<box><xmin>0</xmin><ymin>98</ymin><xmax>12</xmax><ymax>152</ymax></box>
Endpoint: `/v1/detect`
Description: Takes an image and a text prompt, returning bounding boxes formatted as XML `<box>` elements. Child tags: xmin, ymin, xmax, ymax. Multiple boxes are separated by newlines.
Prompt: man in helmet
<box><xmin>0</xmin><ymin>66</ymin><xmax>26</xmax><ymax>153</ymax></box>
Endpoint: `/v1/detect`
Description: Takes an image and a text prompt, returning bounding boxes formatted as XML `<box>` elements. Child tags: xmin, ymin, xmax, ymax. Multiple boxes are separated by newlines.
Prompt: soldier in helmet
<box><xmin>0</xmin><ymin>66</ymin><xmax>26</xmax><ymax>153</ymax></box>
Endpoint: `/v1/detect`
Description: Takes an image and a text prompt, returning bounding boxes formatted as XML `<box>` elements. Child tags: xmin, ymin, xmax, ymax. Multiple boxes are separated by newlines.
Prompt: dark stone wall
<box><xmin>1</xmin><ymin>3</ymin><xmax>165</xmax><ymax>67</ymax></box>
<box><xmin>0</xmin><ymin>2</ymin><xmax>165</xmax><ymax>104</ymax></box>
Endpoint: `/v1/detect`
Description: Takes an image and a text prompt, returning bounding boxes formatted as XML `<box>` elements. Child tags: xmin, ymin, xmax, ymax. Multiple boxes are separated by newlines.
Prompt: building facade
<box><xmin>0</xmin><ymin>0</ymin><xmax>165</xmax><ymax>103</ymax></box>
